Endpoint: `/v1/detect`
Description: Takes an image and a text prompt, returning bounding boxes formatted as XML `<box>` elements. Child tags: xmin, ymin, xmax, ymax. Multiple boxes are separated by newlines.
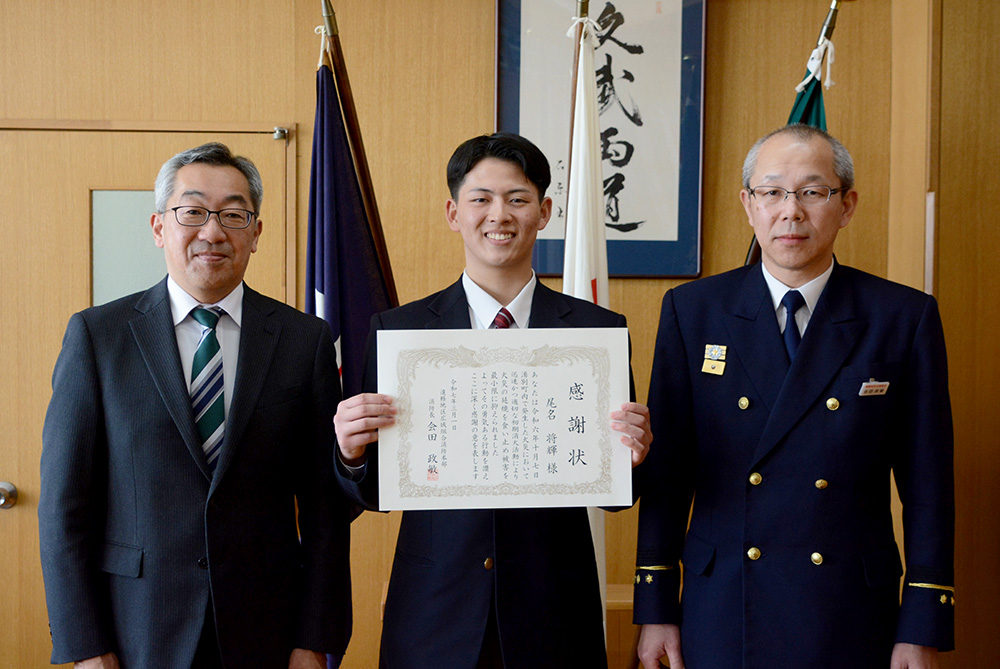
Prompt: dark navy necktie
<box><xmin>781</xmin><ymin>290</ymin><xmax>806</xmax><ymax>361</ymax></box>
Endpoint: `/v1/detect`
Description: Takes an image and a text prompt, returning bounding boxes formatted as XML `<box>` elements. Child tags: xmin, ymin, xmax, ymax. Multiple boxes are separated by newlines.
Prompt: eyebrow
<box><xmin>758</xmin><ymin>174</ymin><xmax>828</xmax><ymax>184</ymax></box>
<box><xmin>466</xmin><ymin>186</ymin><xmax>533</xmax><ymax>197</ymax></box>
<box><xmin>179</xmin><ymin>189</ymin><xmax>251</xmax><ymax>206</ymax></box>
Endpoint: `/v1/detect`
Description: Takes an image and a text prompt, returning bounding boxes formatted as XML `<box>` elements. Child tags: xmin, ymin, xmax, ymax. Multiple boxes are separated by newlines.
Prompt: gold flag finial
<box><xmin>322</xmin><ymin>0</ymin><xmax>338</xmax><ymax>37</ymax></box>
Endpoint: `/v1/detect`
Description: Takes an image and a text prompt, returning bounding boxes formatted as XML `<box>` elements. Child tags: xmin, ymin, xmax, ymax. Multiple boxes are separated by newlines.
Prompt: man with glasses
<box><xmin>634</xmin><ymin>125</ymin><xmax>954</xmax><ymax>668</ymax></box>
<box><xmin>39</xmin><ymin>143</ymin><xmax>352</xmax><ymax>668</ymax></box>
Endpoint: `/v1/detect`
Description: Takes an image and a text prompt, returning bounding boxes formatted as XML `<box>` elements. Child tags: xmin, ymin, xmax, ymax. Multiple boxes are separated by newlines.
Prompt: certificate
<box><xmin>376</xmin><ymin>328</ymin><xmax>632</xmax><ymax>510</ymax></box>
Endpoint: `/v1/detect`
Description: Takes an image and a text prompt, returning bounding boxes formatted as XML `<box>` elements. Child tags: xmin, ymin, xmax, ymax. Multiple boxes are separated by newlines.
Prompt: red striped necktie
<box><xmin>492</xmin><ymin>307</ymin><xmax>514</xmax><ymax>329</ymax></box>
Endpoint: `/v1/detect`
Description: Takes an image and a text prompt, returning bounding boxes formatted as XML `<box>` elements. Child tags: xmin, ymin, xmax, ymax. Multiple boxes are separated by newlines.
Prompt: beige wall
<box><xmin>2</xmin><ymin>0</ymin><xmax>996</xmax><ymax>666</ymax></box>
<box><xmin>938</xmin><ymin>2</ymin><xmax>1000</xmax><ymax>666</ymax></box>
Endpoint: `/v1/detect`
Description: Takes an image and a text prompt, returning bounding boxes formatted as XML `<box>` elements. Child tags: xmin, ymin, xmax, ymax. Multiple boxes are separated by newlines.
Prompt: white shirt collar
<box><xmin>461</xmin><ymin>271</ymin><xmax>536</xmax><ymax>329</ymax></box>
<box><xmin>760</xmin><ymin>261</ymin><xmax>833</xmax><ymax>316</ymax></box>
<box><xmin>166</xmin><ymin>276</ymin><xmax>244</xmax><ymax>326</ymax></box>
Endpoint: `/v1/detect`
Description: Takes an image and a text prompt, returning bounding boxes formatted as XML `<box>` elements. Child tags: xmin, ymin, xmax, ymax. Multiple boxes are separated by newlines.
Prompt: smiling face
<box><xmin>151</xmin><ymin>162</ymin><xmax>262</xmax><ymax>303</ymax></box>
<box><xmin>446</xmin><ymin>157</ymin><xmax>551</xmax><ymax>298</ymax></box>
<box><xmin>740</xmin><ymin>132</ymin><xmax>858</xmax><ymax>287</ymax></box>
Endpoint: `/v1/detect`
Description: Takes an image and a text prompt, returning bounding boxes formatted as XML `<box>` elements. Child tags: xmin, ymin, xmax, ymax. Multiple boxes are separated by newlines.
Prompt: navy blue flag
<box><xmin>305</xmin><ymin>62</ymin><xmax>393</xmax><ymax>398</ymax></box>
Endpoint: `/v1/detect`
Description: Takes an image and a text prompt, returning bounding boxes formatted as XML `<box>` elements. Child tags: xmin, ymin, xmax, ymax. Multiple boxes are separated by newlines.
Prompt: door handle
<box><xmin>0</xmin><ymin>482</ymin><xmax>17</xmax><ymax>509</ymax></box>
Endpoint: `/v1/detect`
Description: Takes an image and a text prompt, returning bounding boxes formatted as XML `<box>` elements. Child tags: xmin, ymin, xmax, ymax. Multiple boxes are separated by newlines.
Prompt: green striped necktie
<box><xmin>190</xmin><ymin>307</ymin><xmax>225</xmax><ymax>473</ymax></box>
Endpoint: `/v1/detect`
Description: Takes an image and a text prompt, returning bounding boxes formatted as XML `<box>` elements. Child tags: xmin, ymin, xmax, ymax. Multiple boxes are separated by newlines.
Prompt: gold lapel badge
<box><xmin>702</xmin><ymin>344</ymin><xmax>727</xmax><ymax>375</ymax></box>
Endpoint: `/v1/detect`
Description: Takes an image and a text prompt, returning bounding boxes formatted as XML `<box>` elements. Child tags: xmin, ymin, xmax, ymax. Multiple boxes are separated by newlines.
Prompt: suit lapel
<box><xmin>424</xmin><ymin>279</ymin><xmax>474</xmax><ymax>329</ymax></box>
<box><xmin>724</xmin><ymin>266</ymin><xmax>788</xmax><ymax>412</ymax></box>
<box><xmin>213</xmin><ymin>286</ymin><xmax>281</xmax><ymax>483</ymax></box>
<box><xmin>129</xmin><ymin>279</ymin><xmax>213</xmax><ymax>480</ymax></box>
<box><xmin>527</xmin><ymin>282</ymin><xmax>572</xmax><ymax>329</ymax></box>
<box><xmin>750</xmin><ymin>265</ymin><xmax>866</xmax><ymax>465</ymax></box>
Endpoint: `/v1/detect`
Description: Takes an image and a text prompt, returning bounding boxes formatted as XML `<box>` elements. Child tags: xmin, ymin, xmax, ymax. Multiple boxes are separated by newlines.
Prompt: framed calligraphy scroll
<box><xmin>497</xmin><ymin>0</ymin><xmax>704</xmax><ymax>277</ymax></box>
<box><xmin>376</xmin><ymin>328</ymin><xmax>633</xmax><ymax>510</ymax></box>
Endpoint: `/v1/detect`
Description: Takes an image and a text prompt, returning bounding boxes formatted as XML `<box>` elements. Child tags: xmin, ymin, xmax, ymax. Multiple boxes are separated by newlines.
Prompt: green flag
<box><xmin>788</xmin><ymin>76</ymin><xmax>827</xmax><ymax>130</ymax></box>
<box><xmin>787</xmin><ymin>28</ymin><xmax>834</xmax><ymax>131</ymax></box>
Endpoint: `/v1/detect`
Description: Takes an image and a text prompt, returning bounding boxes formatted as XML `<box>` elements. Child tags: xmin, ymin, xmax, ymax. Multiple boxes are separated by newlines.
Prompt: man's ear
<box><xmin>446</xmin><ymin>199</ymin><xmax>460</xmax><ymax>232</ymax></box>
<box><xmin>151</xmin><ymin>213</ymin><xmax>165</xmax><ymax>248</ymax></box>
<box><xmin>537</xmin><ymin>196</ymin><xmax>552</xmax><ymax>232</ymax></box>
<box><xmin>739</xmin><ymin>189</ymin><xmax>754</xmax><ymax>225</ymax></box>
<box><xmin>838</xmin><ymin>190</ymin><xmax>858</xmax><ymax>229</ymax></box>
<box><xmin>250</xmin><ymin>218</ymin><xmax>262</xmax><ymax>253</ymax></box>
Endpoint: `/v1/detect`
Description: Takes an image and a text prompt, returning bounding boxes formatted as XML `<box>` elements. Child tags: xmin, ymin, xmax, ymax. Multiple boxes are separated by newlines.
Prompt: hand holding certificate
<box><xmin>376</xmin><ymin>327</ymin><xmax>632</xmax><ymax>510</ymax></box>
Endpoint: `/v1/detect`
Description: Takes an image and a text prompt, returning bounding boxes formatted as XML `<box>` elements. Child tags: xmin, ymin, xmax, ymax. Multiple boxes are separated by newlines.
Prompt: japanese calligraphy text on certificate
<box><xmin>376</xmin><ymin>328</ymin><xmax>631</xmax><ymax>510</ymax></box>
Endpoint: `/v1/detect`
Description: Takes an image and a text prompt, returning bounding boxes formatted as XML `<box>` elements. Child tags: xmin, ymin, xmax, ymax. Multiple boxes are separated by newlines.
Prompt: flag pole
<box><xmin>817</xmin><ymin>0</ymin><xmax>842</xmax><ymax>47</ymax></box>
<box><xmin>320</xmin><ymin>0</ymin><xmax>398</xmax><ymax>306</ymax></box>
<box><xmin>566</xmin><ymin>0</ymin><xmax>589</xmax><ymax>185</ymax></box>
<box><xmin>562</xmin><ymin>0</ymin><xmax>610</xmax><ymax>641</ymax></box>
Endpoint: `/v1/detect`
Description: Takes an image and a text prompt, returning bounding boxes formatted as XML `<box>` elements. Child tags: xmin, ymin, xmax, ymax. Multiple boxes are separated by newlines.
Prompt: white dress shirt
<box><xmin>462</xmin><ymin>271</ymin><xmax>536</xmax><ymax>330</ymax></box>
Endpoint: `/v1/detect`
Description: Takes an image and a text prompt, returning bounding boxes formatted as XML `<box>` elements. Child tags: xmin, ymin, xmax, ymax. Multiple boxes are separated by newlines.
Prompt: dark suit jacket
<box><xmin>634</xmin><ymin>263</ymin><xmax>955</xmax><ymax>668</ymax></box>
<box><xmin>39</xmin><ymin>279</ymin><xmax>352</xmax><ymax>667</ymax></box>
<box><xmin>337</xmin><ymin>279</ymin><xmax>632</xmax><ymax>669</ymax></box>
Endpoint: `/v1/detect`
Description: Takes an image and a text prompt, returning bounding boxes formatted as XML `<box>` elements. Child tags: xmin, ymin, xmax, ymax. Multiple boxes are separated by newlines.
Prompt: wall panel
<box><xmin>937</xmin><ymin>2</ymin><xmax>1000</xmax><ymax>666</ymax></box>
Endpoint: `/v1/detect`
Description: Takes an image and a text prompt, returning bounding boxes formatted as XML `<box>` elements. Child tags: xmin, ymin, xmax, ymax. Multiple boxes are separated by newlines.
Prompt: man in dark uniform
<box><xmin>634</xmin><ymin>125</ymin><xmax>954</xmax><ymax>669</ymax></box>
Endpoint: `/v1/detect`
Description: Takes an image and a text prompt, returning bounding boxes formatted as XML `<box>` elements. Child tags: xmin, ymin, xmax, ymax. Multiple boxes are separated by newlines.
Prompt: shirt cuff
<box><xmin>336</xmin><ymin>452</ymin><xmax>367</xmax><ymax>481</ymax></box>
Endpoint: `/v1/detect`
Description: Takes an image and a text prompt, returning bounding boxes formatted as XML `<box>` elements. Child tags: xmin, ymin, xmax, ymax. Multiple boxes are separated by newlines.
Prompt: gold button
<box><xmin>940</xmin><ymin>594</ymin><xmax>948</xmax><ymax>604</ymax></box>
<box><xmin>634</xmin><ymin>574</ymin><xmax>641</xmax><ymax>585</ymax></box>
<box><xmin>645</xmin><ymin>574</ymin><xmax>654</xmax><ymax>584</ymax></box>
<box><xmin>811</xmin><ymin>552</ymin><xmax>823</xmax><ymax>565</ymax></box>
<box><xmin>951</xmin><ymin>596</ymin><xmax>955</xmax><ymax>606</ymax></box>
<box><xmin>815</xmin><ymin>479</ymin><xmax>828</xmax><ymax>489</ymax></box>
<box><xmin>826</xmin><ymin>398</ymin><xmax>840</xmax><ymax>411</ymax></box>
<box><xmin>738</xmin><ymin>397</ymin><xmax>750</xmax><ymax>410</ymax></box>
<box><xmin>483</xmin><ymin>557</ymin><xmax>494</xmax><ymax>570</ymax></box>
<box><xmin>749</xmin><ymin>472</ymin><xmax>762</xmax><ymax>486</ymax></box>
<box><xmin>747</xmin><ymin>547</ymin><xmax>761</xmax><ymax>560</ymax></box>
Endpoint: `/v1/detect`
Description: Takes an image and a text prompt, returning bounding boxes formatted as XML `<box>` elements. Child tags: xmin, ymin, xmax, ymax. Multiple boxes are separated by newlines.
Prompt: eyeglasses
<box><xmin>170</xmin><ymin>206</ymin><xmax>257</xmax><ymax>229</ymax></box>
<box><xmin>748</xmin><ymin>185</ymin><xmax>849</xmax><ymax>207</ymax></box>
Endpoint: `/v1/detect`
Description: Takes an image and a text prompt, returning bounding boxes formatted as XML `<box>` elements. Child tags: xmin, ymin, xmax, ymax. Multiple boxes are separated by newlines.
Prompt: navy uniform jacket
<box><xmin>633</xmin><ymin>263</ymin><xmax>954</xmax><ymax>668</ymax></box>
<box><xmin>39</xmin><ymin>279</ymin><xmax>352</xmax><ymax>667</ymax></box>
<box><xmin>337</xmin><ymin>278</ymin><xmax>633</xmax><ymax>669</ymax></box>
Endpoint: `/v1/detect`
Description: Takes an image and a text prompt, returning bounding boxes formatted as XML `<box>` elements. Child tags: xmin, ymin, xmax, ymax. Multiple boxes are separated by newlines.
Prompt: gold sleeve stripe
<box><xmin>907</xmin><ymin>582</ymin><xmax>955</xmax><ymax>593</ymax></box>
<box><xmin>636</xmin><ymin>565</ymin><xmax>675</xmax><ymax>571</ymax></box>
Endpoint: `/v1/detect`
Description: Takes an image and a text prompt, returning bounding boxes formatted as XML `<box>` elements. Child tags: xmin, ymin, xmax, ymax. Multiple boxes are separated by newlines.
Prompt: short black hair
<box><xmin>446</xmin><ymin>132</ymin><xmax>551</xmax><ymax>199</ymax></box>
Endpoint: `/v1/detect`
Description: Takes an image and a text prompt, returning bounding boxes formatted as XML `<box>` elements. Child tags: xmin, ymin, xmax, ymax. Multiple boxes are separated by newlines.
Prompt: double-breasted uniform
<box><xmin>634</xmin><ymin>263</ymin><xmax>954</xmax><ymax>668</ymax></box>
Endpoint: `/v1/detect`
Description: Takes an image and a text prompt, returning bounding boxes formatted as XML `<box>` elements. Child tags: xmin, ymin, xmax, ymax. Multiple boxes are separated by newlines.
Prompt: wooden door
<box><xmin>0</xmin><ymin>128</ymin><xmax>292</xmax><ymax>666</ymax></box>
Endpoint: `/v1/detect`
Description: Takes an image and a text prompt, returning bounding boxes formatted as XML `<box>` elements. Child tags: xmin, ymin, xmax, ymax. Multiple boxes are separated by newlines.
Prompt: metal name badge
<box><xmin>702</xmin><ymin>344</ymin><xmax>727</xmax><ymax>376</ymax></box>
<box><xmin>859</xmin><ymin>378</ymin><xmax>889</xmax><ymax>396</ymax></box>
